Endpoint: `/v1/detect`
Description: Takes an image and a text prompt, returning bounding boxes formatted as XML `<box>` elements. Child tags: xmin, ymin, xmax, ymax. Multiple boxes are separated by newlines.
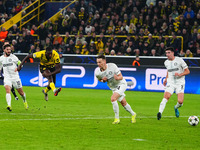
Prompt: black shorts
<box><xmin>39</xmin><ymin>65</ymin><xmax>56</xmax><ymax>74</ymax></box>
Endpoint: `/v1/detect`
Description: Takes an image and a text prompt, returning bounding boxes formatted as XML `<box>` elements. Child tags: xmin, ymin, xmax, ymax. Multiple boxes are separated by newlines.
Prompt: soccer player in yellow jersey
<box><xmin>16</xmin><ymin>47</ymin><xmax>62</xmax><ymax>101</ymax></box>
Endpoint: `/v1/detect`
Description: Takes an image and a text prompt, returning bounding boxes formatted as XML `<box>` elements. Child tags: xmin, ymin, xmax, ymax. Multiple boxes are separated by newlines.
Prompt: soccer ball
<box><xmin>188</xmin><ymin>116</ymin><xmax>199</xmax><ymax>126</ymax></box>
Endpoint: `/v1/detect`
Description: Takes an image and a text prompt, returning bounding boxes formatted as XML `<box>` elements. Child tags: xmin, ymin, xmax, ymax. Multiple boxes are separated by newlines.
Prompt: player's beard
<box><xmin>5</xmin><ymin>52</ymin><xmax>10</xmax><ymax>56</ymax></box>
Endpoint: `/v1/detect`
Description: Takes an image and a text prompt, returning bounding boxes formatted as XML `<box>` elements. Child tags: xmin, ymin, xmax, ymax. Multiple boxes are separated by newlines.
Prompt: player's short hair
<box><xmin>97</xmin><ymin>54</ymin><xmax>106</xmax><ymax>60</ymax></box>
<box><xmin>46</xmin><ymin>46</ymin><xmax>52</xmax><ymax>52</ymax></box>
<box><xmin>3</xmin><ymin>44</ymin><xmax>11</xmax><ymax>50</ymax></box>
<box><xmin>165</xmin><ymin>47</ymin><xmax>174</xmax><ymax>52</ymax></box>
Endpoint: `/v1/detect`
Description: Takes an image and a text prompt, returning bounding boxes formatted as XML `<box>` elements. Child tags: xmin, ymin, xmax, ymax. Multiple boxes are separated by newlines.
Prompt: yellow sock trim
<box><xmin>49</xmin><ymin>82</ymin><xmax>56</xmax><ymax>92</ymax></box>
<box><xmin>44</xmin><ymin>87</ymin><xmax>51</xmax><ymax>93</ymax></box>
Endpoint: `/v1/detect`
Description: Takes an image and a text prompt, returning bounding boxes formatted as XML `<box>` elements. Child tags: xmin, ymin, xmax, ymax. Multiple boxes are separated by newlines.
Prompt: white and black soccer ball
<box><xmin>188</xmin><ymin>116</ymin><xmax>199</xmax><ymax>126</ymax></box>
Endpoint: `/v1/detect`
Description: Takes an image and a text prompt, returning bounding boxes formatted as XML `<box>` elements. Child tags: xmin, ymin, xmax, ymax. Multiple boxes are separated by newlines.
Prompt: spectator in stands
<box><xmin>85</xmin><ymin>22</ymin><xmax>92</xmax><ymax>34</ymax></box>
<box><xmin>100</xmin><ymin>13</ymin><xmax>108</xmax><ymax>30</ymax></box>
<box><xmin>95</xmin><ymin>37</ymin><xmax>104</xmax><ymax>53</ymax></box>
<box><xmin>24</xmin><ymin>30</ymin><xmax>34</xmax><ymax>48</ymax></box>
<box><xmin>38</xmin><ymin>23</ymin><xmax>48</xmax><ymax>45</ymax></box>
<box><xmin>69</xmin><ymin>13</ymin><xmax>78</xmax><ymax>29</ymax></box>
<box><xmin>157</xmin><ymin>42</ymin><xmax>165</xmax><ymax>56</ymax></box>
<box><xmin>134</xmin><ymin>48</ymin><xmax>140</xmax><ymax>56</ymax></box>
<box><xmin>141</xmin><ymin>49</ymin><xmax>149</xmax><ymax>56</ymax></box>
<box><xmin>15</xmin><ymin>2</ymin><xmax>22</xmax><ymax>13</ymax></box>
<box><xmin>34</xmin><ymin>39</ymin><xmax>43</xmax><ymax>50</ymax></box>
<box><xmin>125</xmin><ymin>47</ymin><xmax>133</xmax><ymax>56</ymax></box>
<box><xmin>76</xmin><ymin>32</ymin><xmax>85</xmax><ymax>44</ymax></box>
<box><xmin>58</xmin><ymin>47</ymin><xmax>64</xmax><ymax>64</ymax></box>
<box><xmin>150</xmin><ymin>49</ymin><xmax>159</xmax><ymax>56</ymax></box>
<box><xmin>184</xmin><ymin>7</ymin><xmax>195</xmax><ymax>19</ymax></box>
<box><xmin>65</xmin><ymin>39</ymin><xmax>74</xmax><ymax>54</ymax></box>
<box><xmin>5</xmin><ymin>31</ymin><xmax>13</xmax><ymax>43</ymax></box>
<box><xmin>53</xmin><ymin>31</ymin><xmax>63</xmax><ymax>45</ymax></box>
<box><xmin>29</xmin><ymin>44</ymin><xmax>35</xmax><ymax>53</ymax></box>
<box><xmin>15</xmin><ymin>37</ymin><xmax>26</xmax><ymax>53</ymax></box>
<box><xmin>0</xmin><ymin>27</ymin><xmax>8</xmax><ymax>42</ymax></box>
<box><xmin>0</xmin><ymin>1</ymin><xmax>6</xmax><ymax>14</ymax></box>
<box><xmin>184</xmin><ymin>49</ymin><xmax>193</xmax><ymax>57</ymax></box>
<box><xmin>193</xmin><ymin>48</ymin><xmax>200</xmax><ymax>57</ymax></box>
<box><xmin>110</xmin><ymin>49</ymin><xmax>116</xmax><ymax>56</ymax></box>
<box><xmin>87</xmin><ymin>1</ymin><xmax>96</xmax><ymax>15</ymax></box>
<box><xmin>81</xmin><ymin>46</ymin><xmax>89</xmax><ymax>55</ymax></box>
<box><xmin>63</xmin><ymin>32</ymin><xmax>71</xmax><ymax>44</ymax></box>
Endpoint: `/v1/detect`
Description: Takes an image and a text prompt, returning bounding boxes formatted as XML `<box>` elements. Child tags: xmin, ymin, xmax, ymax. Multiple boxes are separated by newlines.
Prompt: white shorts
<box><xmin>164</xmin><ymin>83</ymin><xmax>185</xmax><ymax>95</ymax></box>
<box><xmin>112</xmin><ymin>83</ymin><xmax>127</xmax><ymax>102</ymax></box>
<box><xmin>4</xmin><ymin>78</ymin><xmax>22</xmax><ymax>89</ymax></box>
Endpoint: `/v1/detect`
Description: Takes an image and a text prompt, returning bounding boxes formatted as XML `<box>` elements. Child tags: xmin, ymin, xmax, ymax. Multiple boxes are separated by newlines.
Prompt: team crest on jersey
<box><xmin>8</xmin><ymin>58</ymin><xmax>12</xmax><ymax>62</ymax></box>
<box><xmin>109</xmin><ymin>71</ymin><xmax>112</xmax><ymax>75</ymax></box>
<box><xmin>174</xmin><ymin>62</ymin><xmax>177</xmax><ymax>66</ymax></box>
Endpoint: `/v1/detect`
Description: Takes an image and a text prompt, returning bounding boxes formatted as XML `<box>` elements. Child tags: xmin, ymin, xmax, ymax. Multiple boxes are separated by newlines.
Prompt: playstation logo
<box><xmin>30</xmin><ymin>66</ymin><xmax>48</xmax><ymax>87</ymax></box>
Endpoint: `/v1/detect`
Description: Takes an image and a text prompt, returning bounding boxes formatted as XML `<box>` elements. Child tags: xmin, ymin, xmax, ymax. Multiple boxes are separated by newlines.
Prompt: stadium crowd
<box><xmin>0</xmin><ymin>0</ymin><xmax>200</xmax><ymax>57</ymax></box>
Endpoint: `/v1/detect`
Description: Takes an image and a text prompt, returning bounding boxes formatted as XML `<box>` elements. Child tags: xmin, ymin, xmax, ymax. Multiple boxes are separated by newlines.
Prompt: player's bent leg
<box><xmin>121</xmin><ymin>98</ymin><xmax>136</xmax><ymax>123</ymax></box>
<box><xmin>54</xmin><ymin>87</ymin><xmax>62</xmax><ymax>96</ymax></box>
<box><xmin>42</xmin><ymin>89</ymin><xmax>48</xmax><ymax>101</ymax></box>
<box><xmin>11</xmin><ymin>86</ymin><xmax>18</xmax><ymax>100</ymax></box>
<box><xmin>17</xmin><ymin>88</ymin><xmax>29</xmax><ymax>110</ymax></box>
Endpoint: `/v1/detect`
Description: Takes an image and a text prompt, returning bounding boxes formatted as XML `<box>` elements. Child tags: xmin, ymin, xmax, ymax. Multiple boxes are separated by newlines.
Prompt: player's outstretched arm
<box><xmin>17</xmin><ymin>54</ymin><xmax>33</xmax><ymax>71</ymax></box>
<box><xmin>175</xmin><ymin>68</ymin><xmax>190</xmax><ymax>77</ymax></box>
<box><xmin>114</xmin><ymin>73</ymin><xmax>123</xmax><ymax>80</ymax></box>
<box><xmin>163</xmin><ymin>72</ymin><xmax>168</xmax><ymax>86</ymax></box>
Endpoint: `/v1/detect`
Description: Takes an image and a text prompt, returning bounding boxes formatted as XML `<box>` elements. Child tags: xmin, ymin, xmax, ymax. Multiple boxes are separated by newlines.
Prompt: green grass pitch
<box><xmin>0</xmin><ymin>86</ymin><xmax>199</xmax><ymax>150</ymax></box>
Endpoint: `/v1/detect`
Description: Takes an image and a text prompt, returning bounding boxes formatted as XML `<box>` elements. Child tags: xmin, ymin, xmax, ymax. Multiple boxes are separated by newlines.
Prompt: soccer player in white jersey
<box><xmin>95</xmin><ymin>55</ymin><xmax>136</xmax><ymax>124</ymax></box>
<box><xmin>157</xmin><ymin>47</ymin><xmax>190</xmax><ymax>120</ymax></box>
<box><xmin>0</xmin><ymin>44</ymin><xmax>28</xmax><ymax>111</ymax></box>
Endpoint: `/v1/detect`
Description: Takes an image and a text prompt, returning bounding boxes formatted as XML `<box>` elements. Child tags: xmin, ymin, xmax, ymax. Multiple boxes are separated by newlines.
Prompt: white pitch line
<box><xmin>0</xmin><ymin>113</ymin><xmax>198</xmax><ymax>118</ymax></box>
<box><xmin>0</xmin><ymin>115</ymin><xmax>198</xmax><ymax>121</ymax></box>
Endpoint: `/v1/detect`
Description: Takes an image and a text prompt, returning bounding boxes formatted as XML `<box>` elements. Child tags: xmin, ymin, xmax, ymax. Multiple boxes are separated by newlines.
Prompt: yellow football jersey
<box><xmin>33</xmin><ymin>50</ymin><xmax>60</xmax><ymax>67</ymax></box>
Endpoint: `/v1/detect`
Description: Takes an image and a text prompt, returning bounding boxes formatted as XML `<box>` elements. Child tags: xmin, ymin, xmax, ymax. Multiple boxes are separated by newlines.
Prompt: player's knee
<box><xmin>111</xmin><ymin>97</ymin><xmax>117</xmax><ymax>102</ymax></box>
<box><xmin>178</xmin><ymin>100</ymin><xmax>183</xmax><ymax>104</ymax></box>
<box><xmin>121</xmin><ymin>99</ymin><xmax>127</xmax><ymax>107</ymax></box>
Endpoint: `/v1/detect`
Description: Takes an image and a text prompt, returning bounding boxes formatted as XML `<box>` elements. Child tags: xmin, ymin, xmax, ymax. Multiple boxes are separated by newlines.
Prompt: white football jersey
<box><xmin>0</xmin><ymin>54</ymin><xmax>20</xmax><ymax>79</ymax></box>
<box><xmin>95</xmin><ymin>63</ymin><xmax>127</xmax><ymax>90</ymax></box>
<box><xmin>164</xmin><ymin>57</ymin><xmax>188</xmax><ymax>84</ymax></box>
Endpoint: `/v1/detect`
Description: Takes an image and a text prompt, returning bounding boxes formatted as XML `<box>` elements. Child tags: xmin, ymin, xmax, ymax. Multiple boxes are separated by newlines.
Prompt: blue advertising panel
<box><xmin>18</xmin><ymin>63</ymin><xmax>200</xmax><ymax>94</ymax></box>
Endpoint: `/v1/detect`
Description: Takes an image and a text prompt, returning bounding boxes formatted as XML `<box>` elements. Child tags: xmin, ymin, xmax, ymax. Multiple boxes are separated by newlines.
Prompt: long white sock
<box><xmin>175</xmin><ymin>102</ymin><xmax>183</xmax><ymax>109</ymax></box>
<box><xmin>159</xmin><ymin>98</ymin><xmax>168</xmax><ymax>114</ymax></box>
<box><xmin>21</xmin><ymin>93</ymin><xmax>26</xmax><ymax>103</ymax></box>
<box><xmin>124</xmin><ymin>103</ymin><xmax>135</xmax><ymax>116</ymax></box>
<box><xmin>6</xmin><ymin>93</ymin><xmax>11</xmax><ymax>106</ymax></box>
<box><xmin>112</xmin><ymin>101</ymin><xmax>119</xmax><ymax>119</ymax></box>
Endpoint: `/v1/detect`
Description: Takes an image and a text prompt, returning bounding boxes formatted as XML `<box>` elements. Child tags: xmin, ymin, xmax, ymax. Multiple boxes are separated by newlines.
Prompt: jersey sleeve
<box><xmin>180</xmin><ymin>58</ymin><xmax>188</xmax><ymax>69</ymax></box>
<box><xmin>13</xmin><ymin>55</ymin><xmax>19</xmax><ymax>65</ymax></box>
<box><xmin>0</xmin><ymin>58</ymin><xmax>2</xmax><ymax>69</ymax></box>
<box><xmin>54</xmin><ymin>52</ymin><xmax>60</xmax><ymax>64</ymax></box>
<box><xmin>95</xmin><ymin>69</ymin><xmax>101</xmax><ymax>80</ymax></box>
<box><xmin>112</xmin><ymin>63</ymin><xmax>121</xmax><ymax>75</ymax></box>
<box><xmin>33</xmin><ymin>51</ymin><xmax>42</xmax><ymax>59</ymax></box>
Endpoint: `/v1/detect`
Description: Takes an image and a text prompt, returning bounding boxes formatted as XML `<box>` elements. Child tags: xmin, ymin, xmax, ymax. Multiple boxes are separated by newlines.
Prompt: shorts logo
<box><xmin>145</xmin><ymin>69</ymin><xmax>167</xmax><ymax>90</ymax></box>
